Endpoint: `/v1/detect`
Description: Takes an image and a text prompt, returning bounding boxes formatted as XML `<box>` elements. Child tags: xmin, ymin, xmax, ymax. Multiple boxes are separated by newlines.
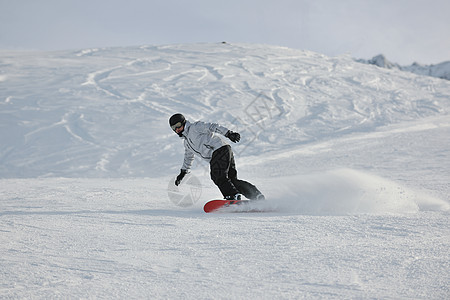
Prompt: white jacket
<box><xmin>180</xmin><ymin>120</ymin><xmax>230</xmax><ymax>170</ymax></box>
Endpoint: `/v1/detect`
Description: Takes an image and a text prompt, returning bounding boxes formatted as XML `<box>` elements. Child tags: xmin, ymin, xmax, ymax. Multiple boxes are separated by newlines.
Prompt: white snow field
<box><xmin>1</xmin><ymin>43</ymin><xmax>449</xmax><ymax>299</ymax></box>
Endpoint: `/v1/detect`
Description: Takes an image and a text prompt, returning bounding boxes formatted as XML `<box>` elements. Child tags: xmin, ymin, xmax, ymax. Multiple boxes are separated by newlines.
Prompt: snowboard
<box><xmin>203</xmin><ymin>199</ymin><xmax>274</xmax><ymax>213</ymax></box>
<box><xmin>203</xmin><ymin>199</ymin><xmax>246</xmax><ymax>213</ymax></box>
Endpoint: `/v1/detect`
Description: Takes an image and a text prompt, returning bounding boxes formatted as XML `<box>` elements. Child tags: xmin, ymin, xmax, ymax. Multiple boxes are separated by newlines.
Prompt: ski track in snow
<box><xmin>0</xmin><ymin>178</ymin><xmax>449</xmax><ymax>299</ymax></box>
<box><xmin>1</xmin><ymin>43</ymin><xmax>450</xmax><ymax>298</ymax></box>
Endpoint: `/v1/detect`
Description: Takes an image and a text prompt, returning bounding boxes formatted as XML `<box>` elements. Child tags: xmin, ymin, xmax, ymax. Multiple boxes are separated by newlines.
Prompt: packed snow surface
<box><xmin>1</xmin><ymin>43</ymin><xmax>449</xmax><ymax>298</ymax></box>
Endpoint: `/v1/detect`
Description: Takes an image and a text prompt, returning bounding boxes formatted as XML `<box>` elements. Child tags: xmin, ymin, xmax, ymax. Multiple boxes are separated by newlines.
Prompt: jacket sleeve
<box><xmin>181</xmin><ymin>147</ymin><xmax>195</xmax><ymax>171</ymax></box>
<box><xmin>194</xmin><ymin>121</ymin><xmax>229</xmax><ymax>136</ymax></box>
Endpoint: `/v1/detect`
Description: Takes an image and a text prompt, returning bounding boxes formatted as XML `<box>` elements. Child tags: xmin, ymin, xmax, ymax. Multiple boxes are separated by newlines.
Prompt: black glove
<box><xmin>225</xmin><ymin>130</ymin><xmax>240</xmax><ymax>143</ymax></box>
<box><xmin>175</xmin><ymin>169</ymin><xmax>188</xmax><ymax>186</ymax></box>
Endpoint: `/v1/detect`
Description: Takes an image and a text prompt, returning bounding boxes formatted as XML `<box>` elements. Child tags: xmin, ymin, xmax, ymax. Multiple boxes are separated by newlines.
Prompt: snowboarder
<box><xmin>169</xmin><ymin>113</ymin><xmax>265</xmax><ymax>201</ymax></box>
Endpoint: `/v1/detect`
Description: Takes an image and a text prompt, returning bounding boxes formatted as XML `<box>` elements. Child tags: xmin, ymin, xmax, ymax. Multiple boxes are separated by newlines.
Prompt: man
<box><xmin>169</xmin><ymin>113</ymin><xmax>264</xmax><ymax>201</ymax></box>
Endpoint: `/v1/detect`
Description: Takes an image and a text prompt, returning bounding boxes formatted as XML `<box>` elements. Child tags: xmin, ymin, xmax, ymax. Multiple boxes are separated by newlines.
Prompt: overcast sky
<box><xmin>1</xmin><ymin>0</ymin><xmax>449</xmax><ymax>65</ymax></box>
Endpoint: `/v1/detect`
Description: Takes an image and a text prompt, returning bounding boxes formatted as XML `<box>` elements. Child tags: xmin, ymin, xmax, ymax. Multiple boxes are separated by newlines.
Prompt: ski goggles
<box><xmin>171</xmin><ymin>122</ymin><xmax>183</xmax><ymax>131</ymax></box>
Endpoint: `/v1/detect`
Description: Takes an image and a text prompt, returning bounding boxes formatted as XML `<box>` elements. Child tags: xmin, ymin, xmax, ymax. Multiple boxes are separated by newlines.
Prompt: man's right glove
<box><xmin>175</xmin><ymin>169</ymin><xmax>188</xmax><ymax>186</ymax></box>
<box><xmin>225</xmin><ymin>130</ymin><xmax>241</xmax><ymax>143</ymax></box>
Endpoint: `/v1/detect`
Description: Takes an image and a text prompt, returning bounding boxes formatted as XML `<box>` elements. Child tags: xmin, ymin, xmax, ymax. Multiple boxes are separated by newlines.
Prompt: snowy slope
<box><xmin>1</xmin><ymin>43</ymin><xmax>450</xmax><ymax>298</ymax></box>
<box><xmin>1</xmin><ymin>43</ymin><xmax>449</xmax><ymax>179</ymax></box>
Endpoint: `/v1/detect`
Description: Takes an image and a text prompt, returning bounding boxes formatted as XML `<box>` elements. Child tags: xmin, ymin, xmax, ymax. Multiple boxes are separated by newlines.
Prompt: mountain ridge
<box><xmin>357</xmin><ymin>54</ymin><xmax>450</xmax><ymax>80</ymax></box>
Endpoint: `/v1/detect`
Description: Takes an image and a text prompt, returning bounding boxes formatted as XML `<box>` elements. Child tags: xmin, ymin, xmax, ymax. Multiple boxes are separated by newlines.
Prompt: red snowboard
<box><xmin>203</xmin><ymin>199</ymin><xmax>247</xmax><ymax>213</ymax></box>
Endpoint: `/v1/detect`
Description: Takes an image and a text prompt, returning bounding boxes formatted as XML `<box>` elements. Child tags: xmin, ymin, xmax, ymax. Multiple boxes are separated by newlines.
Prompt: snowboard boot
<box><xmin>224</xmin><ymin>193</ymin><xmax>242</xmax><ymax>200</ymax></box>
<box><xmin>255</xmin><ymin>193</ymin><xmax>265</xmax><ymax>201</ymax></box>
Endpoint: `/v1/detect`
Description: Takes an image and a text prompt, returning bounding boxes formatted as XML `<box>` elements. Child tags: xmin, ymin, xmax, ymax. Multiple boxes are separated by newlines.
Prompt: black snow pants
<box><xmin>210</xmin><ymin>145</ymin><xmax>262</xmax><ymax>199</ymax></box>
